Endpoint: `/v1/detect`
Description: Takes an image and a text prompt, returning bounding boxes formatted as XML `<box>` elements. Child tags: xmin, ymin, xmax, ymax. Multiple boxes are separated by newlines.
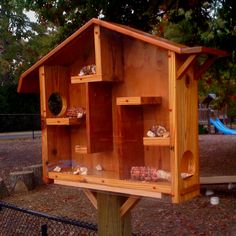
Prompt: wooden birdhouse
<box><xmin>18</xmin><ymin>18</ymin><xmax>228</xmax><ymax>203</ymax></box>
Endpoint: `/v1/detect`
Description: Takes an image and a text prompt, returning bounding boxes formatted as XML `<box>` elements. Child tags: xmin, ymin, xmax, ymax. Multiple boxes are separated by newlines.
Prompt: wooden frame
<box><xmin>18</xmin><ymin>19</ymin><xmax>228</xmax><ymax>204</ymax></box>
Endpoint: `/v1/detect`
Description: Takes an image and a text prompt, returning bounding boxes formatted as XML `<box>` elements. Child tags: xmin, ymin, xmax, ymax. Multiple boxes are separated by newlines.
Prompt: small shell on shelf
<box><xmin>162</xmin><ymin>131</ymin><xmax>170</xmax><ymax>138</ymax></box>
<box><xmin>73</xmin><ymin>166</ymin><xmax>88</xmax><ymax>175</ymax></box>
<box><xmin>66</xmin><ymin>107</ymin><xmax>86</xmax><ymax>119</ymax></box>
<box><xmin>79</xmin><ymin>64</ymin><xmax>96</xmax><ymax>76</ymax></box>
<box><xmin>157</xmin><ymin>169</ymin><xmax>171</xmax><ymax>181</ymax></box>
<box><xmin>181</xmin><ymin>172</ymin><xmax>193</xmax><ymax>179</ymax></box>
<box><xmin>147</xmin><ymin>124</ymin><xmax>169</xmax><ymax>138</ymax></box>
<box><xmin>53</xmin><ymin>166</ymin><xmax>61</xmax><ymax>172</ymax></box>
<box><xmin>95</xmin><ymin>164</ymin><xmax>103</xmax><ymax>171</ymax></box>
<box><xmin>80</xmin><ymin>167</ymin><xmax>88</xmax><ymax>175</ymax></box>
<box><xmin>147</xmin><ymin>130</ymin><xmax>156</xmax><ymax>137</ymax></box>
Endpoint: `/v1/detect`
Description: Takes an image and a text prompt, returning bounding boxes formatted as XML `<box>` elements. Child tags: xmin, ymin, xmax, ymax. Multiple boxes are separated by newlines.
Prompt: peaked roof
<box><xmin>18</xmin><ymin>18</ymin><xmax>228</xmax><ymax>93</ymax></box>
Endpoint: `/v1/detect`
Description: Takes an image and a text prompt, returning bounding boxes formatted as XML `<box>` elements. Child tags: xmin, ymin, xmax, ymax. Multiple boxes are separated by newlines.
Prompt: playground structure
<box><xmin>198</xmin><ymin>93</ymin><xmax>234</xmax><ymax>134</ymax></box>
<box><xmin>210</xmin><ymin>118</ymin><xmax>236</xmax><ymax>135</ymax></box>
<box><xmin>18</xmin><ymin>19</ymin><xmax>228</xmax><ymax>235</ymax></box>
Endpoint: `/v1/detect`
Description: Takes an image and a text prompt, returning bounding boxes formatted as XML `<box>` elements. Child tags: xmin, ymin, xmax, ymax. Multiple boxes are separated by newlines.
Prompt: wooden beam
<box><xmin>195</xmin><ymin>56</ymin><xmax>216</xmax><ymax>79</ymax></box>
<box><xmin>54</xmin><ymin>180</ymin><xmax>164</xmax><ymax>199</ymax></box>
<box><xmin>94</xmin><ymin>25</ymin><xmax>102</xmax><ymax>75</ymax></box>
<box><xmin>177</xmin><ymin>54</ymin><xmax>197</xmax><ymax>80</ymax></box>
<box><xmin>97</xmin><ymin>192</ymin><xmax>132</xmax><ymax>236</ymax></box>
<box><xmin>83</xmin><ymin>189</ymin><xmax>98</xmax><ymax>209</ymax></box>
<box><xmin>200</xmin><ymin>176</ymin><xmax>236</xmax><ymax>184</ymax></box>
<box><xmin>120</xmin><ymin>196</ymin><xmax>140</xmax><ymax>217</ymax></box>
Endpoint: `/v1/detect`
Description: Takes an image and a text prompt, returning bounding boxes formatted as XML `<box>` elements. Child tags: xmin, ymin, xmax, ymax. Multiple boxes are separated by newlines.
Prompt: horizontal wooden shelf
<box><xmin>116</xmin><ymin>96</ymin><xmax>162</xmax><ymax>105</ymax></box>
<box><xmin>143</xmin><ymin>137</ymin><xmax>170</xmax><ymax>146</ymax></box>
<box><xmin>75</xmin><ymin>145</ymin><xmax>88</xmax><ymax>154</ymax></box>
<box><xmin>48</xmin><ymin>171</ymin><xmax>172</xmax><ymax>197</ymax></box>
<box><xmin>46</xmin><ymin>118</ymin><xmax>82</xmax><ymax>126</ymax></box>
<box><xmin>71</xmin><ymin>74</ymin><xmax>102</xmax><ymax>84</ymax></box>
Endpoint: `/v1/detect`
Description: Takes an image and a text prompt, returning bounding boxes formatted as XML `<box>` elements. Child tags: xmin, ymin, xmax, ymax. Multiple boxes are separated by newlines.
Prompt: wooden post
<box><xmin>97</xmin><ymin>192</ymin><xmax>132</xmax><ymax>236</ymax></box>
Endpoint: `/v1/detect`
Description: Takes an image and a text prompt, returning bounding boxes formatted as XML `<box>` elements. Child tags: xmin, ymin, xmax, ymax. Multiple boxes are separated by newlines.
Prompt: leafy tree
<box><xmin>0</xmin><ymin>0</ymin><xmax>55</xmax><ymax>85</ymax></box>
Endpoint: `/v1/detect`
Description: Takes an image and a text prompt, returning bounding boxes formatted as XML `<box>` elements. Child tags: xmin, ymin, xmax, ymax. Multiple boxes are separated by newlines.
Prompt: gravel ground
<box><xmin>1</xmin><ymin>135</ymin><xmax>236</xmax><ymax>235</ymax></box>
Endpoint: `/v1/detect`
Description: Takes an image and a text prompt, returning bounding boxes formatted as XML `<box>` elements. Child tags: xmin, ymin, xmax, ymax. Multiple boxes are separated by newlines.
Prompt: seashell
<box><xmin>156</xmin><ymin>126</ymin><xmax>167</xmax><ymax>137</ymax></box>
<box><xmin>95</xmin><ymin>164</ymin><xmax>103</xmax><ymax>171</ymax></box>
<box><xmin>162</xmin><ymin>131</ymin><xmax>170</xmax><ymax>138</ymax></box>
<box><xmin>147</xmin><ymin>130</ymin><xmax>156</xmax><ymax>137</ymax></box>
<box><xmin>79</xmin><ymin>64</ymin><xmax>96</xmax><ymax>76</ymax></box>
<box><xmin>181</xmin><ymin>172</ymin><xmax>193</xmax><ymax>179</ymax></box>
<box><xmin>53</xmin><ymin>166</ymin><xmax>61</xmax><ymax>172</ymax></box>
<box><xmin>150</xmin><ymin>125</ymin><xmax>159</xmax><ymax>134</ymax></box>
<box><xmin>157</xmin><ymin>169</ymin><xmax>171</xmax><ymax>181</ymax></box>
<box><xmin>80</xmin><ymin>167</ymin><xmax>88</xmax><ymax>175</ymax></box>
<box><xmin>73</xmin><ymin>168</ymin><xmax>80</xmax><ymax>175</ymax></box>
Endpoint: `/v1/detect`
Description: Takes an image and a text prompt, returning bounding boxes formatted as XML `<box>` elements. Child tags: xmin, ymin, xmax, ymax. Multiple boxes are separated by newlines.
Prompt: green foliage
<box><xmin>0</xmin><ymin>0</ymin><xmax>235</xmax><ymax>129</ymax></box>
<box><xmin>161</xmin><ymin>0</ymin><xmax>236</xmax><ymax>114</ymax></box>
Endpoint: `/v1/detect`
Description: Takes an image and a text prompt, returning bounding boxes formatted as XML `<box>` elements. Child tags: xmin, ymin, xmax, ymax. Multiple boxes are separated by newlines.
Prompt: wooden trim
<box><xmin>94</xmin><ymin>25</ymin><xmax>102</xmax><ymax>76</ymax></box>
<box><xmin>83</xmin><ymin>189</ymin><xmax>98</xmax><ymax>209</ymax></box>
<box><xmin>50</xmin><ymin>172</ymin><xmax>171</xmax><ymax>194</ymax></box>
<box><xmin>168</xmin><ymin>51</ymin><xmax>180</xmax><ymax>203</ymax></box>
<box><xmin>39</xmin><ymin>66</ymin><xmax>50</xmax><ymax>184</ymax></box>
<box><xmin>195</xmin><ymin>57</ymin><xmax>216</xmax><ymax>79</ymax></box>
<box><xmin>177</xmin><ymin>55</ymin><xmax>197</xmax><ymax>80</ymax></box>
<box><xmin>181</xmin><ymin>46</ymin><xmax>229</xmax><ymax>57</ymax></box>
<box><xmin>200</xmin><ymin>176</ymin><xmax>236</xmax><ymax>184</ymax></box>
<box><xmin>46</xmin><ymin>118</ymin><xmax>81</xmax><ymax>125</ymax></box>
<box><xmin>116</xmin><ymin>96</ymin><xmax>162</xmax><ymax>105</ymax></box>
<box><xmin>143</xmin><ymin>137</ymin><xmax>170</xmax><ymax>146</ymax></box>
<box><xmin>71</xmin><ymin>74</ymin><xmax>102</xmax><ymax>84</ymax></box>
<box><xmin>120</xmin><ymin>196</ymin><xmax>140</xmax><ymax>217</ymax></box>
<box><xmin>54</xmin><ymin>180</ymin><xmax>164</xmax><ymax>199</ymax></box>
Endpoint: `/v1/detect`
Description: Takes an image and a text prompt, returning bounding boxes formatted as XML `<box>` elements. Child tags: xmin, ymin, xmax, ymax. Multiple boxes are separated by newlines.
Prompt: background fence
<box><xmin>0</xmin><ymin>201</ymin><xmax>98</xmax><ymax>236</ymax></box>
<box><xmin>0</xmin><ymin>114</ymin><xmax>41</xmax><ymax>133</ymax></box>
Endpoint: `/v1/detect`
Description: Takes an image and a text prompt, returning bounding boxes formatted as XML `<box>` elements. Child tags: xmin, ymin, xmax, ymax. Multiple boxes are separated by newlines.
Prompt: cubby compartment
<box><xmin>70</xmin><ymin>26</ymin><xmax>123</xmax><ymax>84</ymax></box>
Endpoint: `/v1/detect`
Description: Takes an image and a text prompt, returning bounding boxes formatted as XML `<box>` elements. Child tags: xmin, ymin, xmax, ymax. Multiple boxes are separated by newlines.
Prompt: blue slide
<box><xmin>210</xmin><ymin>118</ymin><xmax>236</xmax><ymax>135</ymax></box>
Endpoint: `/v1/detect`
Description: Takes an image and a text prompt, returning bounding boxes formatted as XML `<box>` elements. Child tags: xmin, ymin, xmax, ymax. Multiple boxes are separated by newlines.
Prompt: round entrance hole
<box><xmin>48</xmin><ymin>92</ymin><xmax>66</xmax><ymax>116</ymax></box>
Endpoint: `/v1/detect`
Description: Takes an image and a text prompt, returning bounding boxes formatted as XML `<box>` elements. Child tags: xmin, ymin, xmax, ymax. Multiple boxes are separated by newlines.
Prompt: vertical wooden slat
<box><xmin>94</xmin><ymin>25</ymin><xmax>102</xmax><ymax>76</ymax></box>
<box><xmin>39</xmin><ymin>66</ymin><xmax>50</xmax><ymax>183</ymax></box>
<box><xmin>168</xmin><ymin>51</ymin><xmax>180</xmax><ymax>203</ymax></box>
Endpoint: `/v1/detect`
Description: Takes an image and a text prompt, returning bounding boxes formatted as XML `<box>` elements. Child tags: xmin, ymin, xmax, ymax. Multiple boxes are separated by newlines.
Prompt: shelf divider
<box><xmin>46</xmin><ymin>117</ymin><xmax>82</xmax><ymax>126</ymax></box>
<box><xmin>143</xmin><ymin>137</ymin><xmax>170</xmax><ymax>146</ymax></box>
<box><xmin>116</xmin><ymin>96</ymin><xmax>162</xmax><ymax>105</ymax></box>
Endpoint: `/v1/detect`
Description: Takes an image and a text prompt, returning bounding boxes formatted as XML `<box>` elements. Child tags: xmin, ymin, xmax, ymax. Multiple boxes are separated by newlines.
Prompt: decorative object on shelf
<box><xmin>73</xmin><ymin>166</ymin><xmax>81</xmax><ymax>175</ymax></box>
<box><xmin>131</xmin><ymin>167</ymin><xmax>192</xmax><ymax>182</ymax></box>
<box><xmin>95</xmin><ymin>164</ymin><xmax>103</xmax><ymax>171</ymax></box>
<box><xmin>146</xmin><ymin>125</ymin><xmax>170</xmax><ymax>138</ymax></box>
<box><xmin>181</xmin><ymin>172</ymin><xmax>193</xmax><ymax>179</ymax></box>
<box><xmin>73</xmin><ymin>166</ymin><xmax>88</xmax><ymax>175</ymax></box>
<box><xmin>53</xmin><ymin>166</ymin><xmax>61</xmax><ymax>172</ymax></box>
<box><xmin>79</xmin><ymin>64</ymin><xmax>96</xmax><ymax>76</ymax></box>
<box><xmin>157</xmin><ymin>169</ymin><xmax>171</xmax><ymax>181</ymax></box>
<box><xmin>130</xmin><ymin>166</ymin><xmax>171</xmax><ymax>182</ymax></box>
<box><xmin>66</xmin><ymin>107</ymin><xmax>86</xmax><ymax>119</ymax></box>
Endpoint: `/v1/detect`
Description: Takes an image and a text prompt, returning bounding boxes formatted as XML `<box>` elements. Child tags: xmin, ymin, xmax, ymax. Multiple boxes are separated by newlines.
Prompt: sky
<box><xmin>25</xmin><ymin>10</ymin><xmax>37</xmax><ymax>22</ymax></box>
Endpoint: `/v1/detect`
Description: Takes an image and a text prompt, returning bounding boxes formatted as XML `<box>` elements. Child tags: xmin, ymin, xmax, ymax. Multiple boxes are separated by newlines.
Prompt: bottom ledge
<box><xmin>48</xmin><ymin>171</ymin><xmax>171</xmax><ymax>198</ymax></box>
<box><xmin>54</xmin><ymin>180</ymin><xmax>163</xmax><ymax>199</ymax></box>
